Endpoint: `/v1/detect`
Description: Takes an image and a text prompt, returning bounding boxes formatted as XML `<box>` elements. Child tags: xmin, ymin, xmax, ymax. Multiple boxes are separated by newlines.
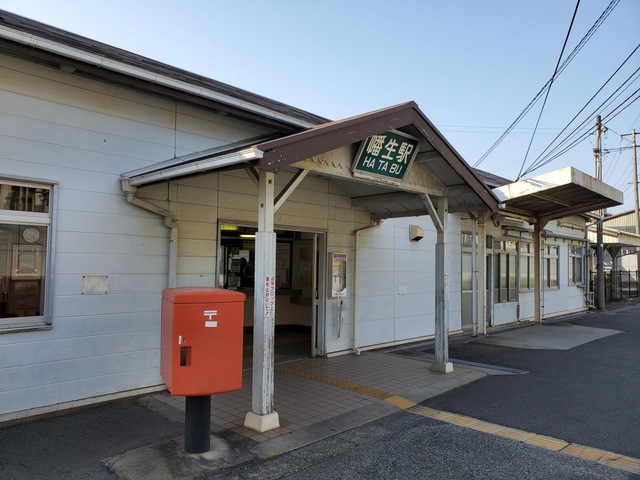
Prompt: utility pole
<box><xmin>621</xmin><ymin>129</ymin><xmax>639</xmax><ymax>277</ymax></box>
<box><xmin>595</xmin><ymin>115</ymin><xmax>603</xmax><ymax>182</ymax></box>
<box><xmin>621</xmin><ymin>129</ymin><xmax>638</xmax><ymax>235</ymax></box>
<box><xmin>594</xmin><ymin>115</ymin><xmax>606</xmax><ymax>311</ymax></box>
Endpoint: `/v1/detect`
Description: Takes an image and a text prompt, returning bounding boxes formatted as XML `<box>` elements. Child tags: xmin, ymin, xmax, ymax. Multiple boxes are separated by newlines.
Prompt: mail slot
<box><xmin>161</xmin><ymin>287</ymin><xmax>246</xmax><ymax>396</ymax></box>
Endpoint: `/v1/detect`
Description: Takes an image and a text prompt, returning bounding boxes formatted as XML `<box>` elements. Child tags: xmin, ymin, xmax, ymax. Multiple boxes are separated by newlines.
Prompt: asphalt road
<box><xmin>0</xmin><ymin>398</ymin><xmax>183</xmax><ymax>479</ymax></box>
<box><xmin>420</xmin><ymin>305</ymin><xmax>640</xmax><ymax>458</ymax></box>
<box><xmin>205</xmin><ymin>410</ymin><xmax>635</xmax><ymax>480</ymax></box>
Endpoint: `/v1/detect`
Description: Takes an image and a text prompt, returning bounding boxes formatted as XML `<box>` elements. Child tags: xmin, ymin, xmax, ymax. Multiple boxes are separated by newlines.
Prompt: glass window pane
<box><xmin>0</xmin><ymin>224</ymin><xmax>47</xmax><ymax>319</ymax></box>
<box><xmin>550</xmin><ymin>258</ymin><xmax>558</xmax><ymax>287</ymax></box>
<box><xmin>508</xmin><ymin>254</ymin><xmax>517</xmax><ymax>300</ymax></box>
<box><xmin>519</xmin><ymin>255</ymin><xmax>529</xmax><ymax>289</ymax></box>
<box><xmin>0</xmin><ymin>184</ymin><xmax>50</xmax><ymax>213</ymax></box>
<box><xmin>462</xmin><ymin>252</ymin><xmax>472</xmax><ymax>291</ymax></box>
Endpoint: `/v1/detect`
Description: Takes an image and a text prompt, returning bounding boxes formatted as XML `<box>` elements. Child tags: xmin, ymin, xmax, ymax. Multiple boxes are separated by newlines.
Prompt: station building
<box><xmin>0</xmin><ymin>11</ymin><xmax>623</xmax><ymax>428</ymax></box>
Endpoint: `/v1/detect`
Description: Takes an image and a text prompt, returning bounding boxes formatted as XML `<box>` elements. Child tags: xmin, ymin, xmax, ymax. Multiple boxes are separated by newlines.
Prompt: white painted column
<box><xmin>534</xmin><ymin>220</ymin><xmax>543</xmax><ymax>323</ymax></box>
<box><xmin>244</xmin><ymin>170</ymin><xmax>280</xmax><ymax>432</ymax></box>
<box><xmin>476</xmin><ymin>212</ymin><xmax>488</xmax><ymax>337</ymax></box>
<box><xmin>431</xmin><ymin>196</ymin><xmax>453</xmax><ymax>373</ymax></box>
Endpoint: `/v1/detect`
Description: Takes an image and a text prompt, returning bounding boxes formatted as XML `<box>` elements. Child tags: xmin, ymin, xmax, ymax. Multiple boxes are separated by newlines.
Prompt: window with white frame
<box><xmin>544</xmin><ymin>245</ymin><xmax>559</xmax><ymax>289</ymax></box>
<box><xmin>461</xmin><ymin>233</ymin><xmax>474</xmax><ymax>292</ymax></box>
<box><xmin>493</xmin><ymin>240</ymin><xmax>517</xmax><ymax>302</ymax></box>
<box><xmin>519</xmin><ymin>242</ymin><xmax>534</xmax><ymax>291</ymax></box>
<box><xmin>569</xmin><ymin>245</ymin><xmax>584</xmax><ymax>285</ymax></box>
<box><xmin>0</xmin><ymin>180</ymin><xmax>52</xmax><ymax>330</ymax></box>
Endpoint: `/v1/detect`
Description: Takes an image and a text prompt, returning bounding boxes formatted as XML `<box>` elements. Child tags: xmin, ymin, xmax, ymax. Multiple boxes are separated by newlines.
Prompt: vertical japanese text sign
<box><xmin>351</xmin><ymin>130</ymin><xmax>420</xmax><ymax>183</ymax></box>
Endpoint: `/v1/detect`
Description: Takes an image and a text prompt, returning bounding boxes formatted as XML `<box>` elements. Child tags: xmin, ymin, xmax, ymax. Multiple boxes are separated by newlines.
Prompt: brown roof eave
<box><xmin>258</xmin><ymin>102</ymin><xmax>417</xmax><ymax>170</ymax></box>
<box><xmin>258</xmin><ymin>101</ymin><xmax>500</xmax><ymax>213</ymax></box>
<box><xmin>409</xmin><ymin>108</ymin><xmax>500</xmax><ymax>213</ymax></box>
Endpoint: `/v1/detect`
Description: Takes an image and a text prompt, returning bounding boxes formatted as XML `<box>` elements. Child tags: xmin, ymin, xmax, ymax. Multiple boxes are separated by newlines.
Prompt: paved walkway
<box><xmin>149</xmin><ymin>351</ymin><xmax>486</xmax><ymax>443</ymax></box>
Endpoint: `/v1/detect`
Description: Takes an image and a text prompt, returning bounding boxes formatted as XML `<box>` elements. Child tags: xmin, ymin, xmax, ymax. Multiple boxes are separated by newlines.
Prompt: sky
<box><xmin>1</xmin><ymin>0</ymin><xmax>639</xmax><ymax>213</ymax></box>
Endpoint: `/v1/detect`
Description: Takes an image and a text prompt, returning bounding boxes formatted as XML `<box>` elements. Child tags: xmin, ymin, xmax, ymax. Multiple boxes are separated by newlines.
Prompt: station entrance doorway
<box><xmin>218</xmin><ymin>224</ymin><xmax>325</xmax><ymax>368</ymax></box>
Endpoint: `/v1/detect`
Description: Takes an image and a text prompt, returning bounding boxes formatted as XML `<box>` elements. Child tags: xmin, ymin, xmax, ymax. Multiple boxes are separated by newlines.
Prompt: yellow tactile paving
<box><xmin>277</xmin><ymin>366</ymin><xmax>393</xmax><ymax>400</ymax></box>
<box><xmin>384</xmin><ymin>396</ymin><xmax>416</xmax><ymax>409</ymax></box>
<box><xmin>600</xmin><ymin>455</ymin><xmax>640</xmax><ymax>474</ymax></box>
<box><xmin>408</xmin><ymin>405</ymin><xmax>438</xmax><ymax>417</ymax></box>
<box><xmin>467</xmin><ymin>420</ymin><xmax>507</xmax><ymax>435</ymax></box>
<box><xmin>525</xmin><ymin>434</ymin><xmax>569</xmax><ymax>451</ymax></box>
<box><xmin>560</xmin><ymin>444</ymin><xmax>609</xmax><ymax>461</ymax></box>
<box><xmin>273</xmin><ymin>360</ymin><xmax>640</xmax><ymax>476</ymax></box>
<box><xmin>444</xmin><ymin>413</ymin><xmax>480</xmax><ymax>428</ymax></box>
<box><xmin>494</xmin><ymin>426</ymin><xmax>537</xmax><ymax>442</ymax></box>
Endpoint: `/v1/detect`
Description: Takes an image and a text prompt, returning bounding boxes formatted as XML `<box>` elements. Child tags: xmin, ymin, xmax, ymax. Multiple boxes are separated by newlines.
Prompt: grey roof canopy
<box><xmin>257</xmin><ymin>102</ymin><xmax>501</xmax><ymax>216</ymax></box>
<box><xmin>0</xmin><ymin>9</ymin><xmax>327</xmax><ymax>131</ymax></box>
<box><xmin>493</xmin><ymin>167</ymin><xmax>623</xmax><ymax>223</ymax></box>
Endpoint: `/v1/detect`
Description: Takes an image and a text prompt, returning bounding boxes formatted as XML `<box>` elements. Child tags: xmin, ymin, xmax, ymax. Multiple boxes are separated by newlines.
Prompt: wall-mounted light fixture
<box><xmin>409</xmin><ymin>224</ymin><xmax>424</xmax><ymax>242</ymax></box>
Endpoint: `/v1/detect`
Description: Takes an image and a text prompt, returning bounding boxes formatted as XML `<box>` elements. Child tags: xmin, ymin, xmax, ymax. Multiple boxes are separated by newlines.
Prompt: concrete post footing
<box><xmin>244</xmin><ymin>411</ymin><xmax>280</xmax><ymax>432</ymax></box>
<box><xmin>430</xmin><ymin>362</ymin><xmax>454</xmax><ymax>374</ymax></box>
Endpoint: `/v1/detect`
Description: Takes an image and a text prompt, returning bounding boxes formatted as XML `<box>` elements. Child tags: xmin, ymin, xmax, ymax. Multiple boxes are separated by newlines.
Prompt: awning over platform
<box><xmin>493</xmin><ymin>167</ymin><xmax>623</xmax><ymax>222</ymax></box>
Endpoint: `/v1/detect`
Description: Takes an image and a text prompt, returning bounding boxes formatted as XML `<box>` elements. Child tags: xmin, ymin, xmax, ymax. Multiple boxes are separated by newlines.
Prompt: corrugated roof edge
<box><xmin>0</xmin><ymin>9</ymin><xmax>329</xmax><ymax>127</ymax></box>
<box><xmin>472</xmin><ymin>168</ymin><xmax>512</xmax><ymax>188</ymax></box>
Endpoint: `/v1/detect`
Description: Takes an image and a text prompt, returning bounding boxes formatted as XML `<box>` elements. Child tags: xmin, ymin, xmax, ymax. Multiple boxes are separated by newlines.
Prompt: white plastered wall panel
<box><xmin>355</xmin><ymin>214</ymin><xmax>462</xmax><ymax>350</ymax></box>
<box><xmin>0</xmin><ymin>53</ymin><xmax>275</xmax><ymax>417</ymax></box>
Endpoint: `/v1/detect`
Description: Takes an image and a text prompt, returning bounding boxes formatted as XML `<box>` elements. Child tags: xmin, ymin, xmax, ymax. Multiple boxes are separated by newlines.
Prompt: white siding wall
<box><xmin>0</xmin><ymin>53</ymin><xmax>274</xmax><ymax>416</ymax></box>
<box><xmin>163</xmin><ymin>168</ymin><xmax>373</xmax><ymax>354</ymax></box>
<box><xmin>355</xmin><ymin>215</ymin><xmax>462</xmax><ymax>350</ymax></box>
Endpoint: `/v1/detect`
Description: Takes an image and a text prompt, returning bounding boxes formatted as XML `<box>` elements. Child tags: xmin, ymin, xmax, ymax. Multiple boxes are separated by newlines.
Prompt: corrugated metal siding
<box><xmin>604</xmin><ymin>212</ymin><xmax>636</xmax><ymax>233</ymax></box>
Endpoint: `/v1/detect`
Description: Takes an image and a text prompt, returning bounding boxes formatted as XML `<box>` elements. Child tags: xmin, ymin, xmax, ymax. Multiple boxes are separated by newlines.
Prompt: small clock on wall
<box><xmin>22</xmin><ymin>227</ymin><xmax>40</xmax><ymax>243</ymax></box>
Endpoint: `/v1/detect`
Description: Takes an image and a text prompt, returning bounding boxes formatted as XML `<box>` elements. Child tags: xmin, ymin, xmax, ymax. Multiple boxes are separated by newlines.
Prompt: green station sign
<box><xmin>351</xmin><ymin>130</ymin><xmax>420</xmax><ymax>183</ymax></box>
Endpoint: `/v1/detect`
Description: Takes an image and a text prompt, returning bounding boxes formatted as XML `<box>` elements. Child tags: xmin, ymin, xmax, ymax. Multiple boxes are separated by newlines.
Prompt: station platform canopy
<box><xmin>492</xmin><ymin>167</ymin><xmax>623</xmax><ymax>223</ymax></box>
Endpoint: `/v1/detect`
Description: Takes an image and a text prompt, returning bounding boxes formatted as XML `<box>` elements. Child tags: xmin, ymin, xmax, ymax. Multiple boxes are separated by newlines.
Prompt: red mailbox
<box><xmin>161</xmin><ymin>287</ymin><xmax>246</xmax><ymax>396</ymax></box>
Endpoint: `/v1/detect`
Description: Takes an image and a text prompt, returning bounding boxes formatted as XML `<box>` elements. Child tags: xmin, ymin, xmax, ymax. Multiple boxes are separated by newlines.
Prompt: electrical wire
<box><xmin>523</xmin><ymin>44</ymin><xmax>640</xmax><ymax>176</ymax></box>
<box><xmin>473</xmin><ymin>0</ymin><xmax>620</xmax><ymax>168</ymax></box>
<box><xmin>516</xmin><ymin>0</ymin><xmax>581</xmax><ymax>180</ymax></box>
<box><xmin>603</xmin><ymin>136</ymin><xmax>625</xmax><ymax>180</ymax></box>
<box><xmin>521</xmin><ymin>74</ymin><xmax>640</xmax><ymax>175</ymax></box>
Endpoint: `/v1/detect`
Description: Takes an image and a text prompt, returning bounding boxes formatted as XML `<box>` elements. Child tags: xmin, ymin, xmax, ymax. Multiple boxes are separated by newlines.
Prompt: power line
<box><xmin>473</xmin><ymin>0</ymin><xmax>620</xmax><ymax>168</ymax></box>
<box><xmin>521</xmin><ymin>72</ymin><xmax>640</xmax><ymax>175</ymax></box>
<box><xmin>516</xmin><ymin>0</ymin><xmax>581</xmax><ymax>180</ymax></box>
<box><xmin>523</xmin><ymin>44</ymin><xmax>640</xmax><ymax>175</ymax></box>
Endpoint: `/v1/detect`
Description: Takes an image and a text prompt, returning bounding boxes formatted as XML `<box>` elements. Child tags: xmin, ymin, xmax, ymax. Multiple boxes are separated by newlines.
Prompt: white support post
<box><xmin>244</xmin><ymin>170</ymin><xmax>280</xmax><ymax>432</ymax></box>
<box><xmin>477</xmin><ymin>212</ymin><xmax>487</xmax><ymax>336</ymax></box>
<box><xmin>430</xmin><ymin>196</ymin><xmax>453</xmax><ymax>374</ymax></box>
<box><xmin>534</xmin><ymin>220</ymin><xmax>543</xmax><ymax>323</ymax></box>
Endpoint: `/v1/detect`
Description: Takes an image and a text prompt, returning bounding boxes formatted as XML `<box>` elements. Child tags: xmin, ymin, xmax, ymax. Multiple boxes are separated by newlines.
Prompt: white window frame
<box><xmin>493</xmin><ymin>239</ymin><xmax>518</xmax><ymax>303</ymax></box>
<box><xmin>519</xmin><ymin>242</ymin><xmax>534</xmax><ymax>292</ymax></box>
<box><xmin>543</xmin><ymin>245</ymin><xmax>560</xmax><ymax>290</ymax></box>
<box><xmin>0</xmin><ymin>177</ymin><xmax>57</xmax><ymax>333</ymax></box>
<box><xmin>568</xmin><ymin>244</ymin><xmax>585</xmax><ymax>286</ymax></box>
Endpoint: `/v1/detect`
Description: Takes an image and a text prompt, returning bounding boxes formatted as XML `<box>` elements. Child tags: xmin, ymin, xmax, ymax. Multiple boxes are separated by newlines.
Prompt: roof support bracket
<box><xmin>421</xmin><ymin>193</ymin><xmax>444</xmax><ymax>233</ymax></box>
<box><xmin>245</xmin><ymin>166</ymin><xmax>259</xmax><ymax>189</ymax></box>
<box><xmin>274</xmin><ymin>169</ymin><xmax>309</xmax><ymax>213</ymax></box>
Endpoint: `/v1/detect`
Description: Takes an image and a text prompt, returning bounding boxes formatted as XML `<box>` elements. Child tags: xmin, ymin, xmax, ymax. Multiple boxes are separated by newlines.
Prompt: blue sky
<box><xmin>1</xmin><ymin>0</ymin><xmax>638</xmax><ymax>212</ymax></box>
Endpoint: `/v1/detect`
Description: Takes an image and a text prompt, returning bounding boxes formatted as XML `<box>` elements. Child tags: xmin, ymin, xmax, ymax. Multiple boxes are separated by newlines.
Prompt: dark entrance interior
<box><xmin>218</xmin><ymin>224</ymin><xmax>319</xmax><ymax>368</ymax></box>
